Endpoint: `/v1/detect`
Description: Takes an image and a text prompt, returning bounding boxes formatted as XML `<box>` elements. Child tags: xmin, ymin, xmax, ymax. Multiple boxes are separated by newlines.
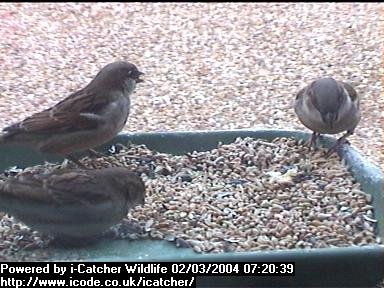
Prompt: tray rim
<box><xmin>1</xmin><ymin>128</ymin><xmax>383</xmax><ymax>262</ymax></box>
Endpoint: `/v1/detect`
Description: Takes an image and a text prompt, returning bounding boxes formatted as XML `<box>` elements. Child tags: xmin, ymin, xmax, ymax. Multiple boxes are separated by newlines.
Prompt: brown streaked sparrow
<box><xmin>0</xmin><ymin>61</ymin><xmax>144</xmax><ymax>166</ymax></box>
<box><xmin>294</xmin><ymin>77</ymin><xmax>360</xmax><ymax>156</ymax></box>
<box><xmin>0</xmin><ymin>167</ymin><xmax>145</xmax><ymax>242</ymax></box>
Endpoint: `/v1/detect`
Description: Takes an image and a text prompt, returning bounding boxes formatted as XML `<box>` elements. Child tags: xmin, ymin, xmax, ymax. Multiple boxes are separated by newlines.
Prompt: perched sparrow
<box><xmin>0</xmin><ymin>167</ymin><xmax>145</xmax><ymax>243</ymax></box>
<box><xmin>0</xmin><ymin>61</ymin><xmax>144</xmax><ymax>166</ymax></box>
<box><xmin>294</xmin><ymin>78</ymin><xmax>360</xmax><ymax>155</ymax></box>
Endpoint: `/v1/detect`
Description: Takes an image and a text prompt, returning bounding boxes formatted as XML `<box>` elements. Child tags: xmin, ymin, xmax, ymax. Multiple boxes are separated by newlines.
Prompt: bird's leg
<box><xmin>65</xmin><ymin>155</ymin><xmax>90</xmax><ymax>169</ymax></box>
<box><xmin>87</xmin><ymin>149</ymin><xmax>106</xmax><ymax>158</ymax></box>
<box><xmin>308</xmin><ymin>132</ymin><xmax>320</xmax><ymax>150</ymax></box>
<box><xmin>325</xmin><ymin>130</ymin><xmax>353</xmax><ymax>157</ymax></box>
<box><xmin>104</xmin><ymin>220</ymin><xmax>144</xmax><ymax>239</ymax></box>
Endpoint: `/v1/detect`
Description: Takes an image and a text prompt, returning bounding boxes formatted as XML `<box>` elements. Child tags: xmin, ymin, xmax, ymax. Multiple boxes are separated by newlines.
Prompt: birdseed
<box><xmin>0</xmin><ymin>137</ymin><xmax>380</xmax><ymax>260</ymax></box>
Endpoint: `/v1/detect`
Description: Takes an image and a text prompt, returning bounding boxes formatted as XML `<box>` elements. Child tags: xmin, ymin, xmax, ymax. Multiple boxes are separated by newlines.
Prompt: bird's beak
<box><xmin>136</xmin><ymin>71</ymin><xmax>145</xmax><ymax>83</ymax></box>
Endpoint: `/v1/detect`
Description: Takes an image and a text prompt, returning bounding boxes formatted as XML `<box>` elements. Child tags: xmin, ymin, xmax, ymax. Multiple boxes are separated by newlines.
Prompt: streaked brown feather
<box><xmin>4</xmin><ymin>88</ymin><xmax>108</xmax><ymax>135</ymax></box>
<box><xmin>1</xmin><ymin>170</ymin><xmax>108</xmax><ymax>205</ymax></box>
<box><xmin>340</xmin><ymin>82</ymin><xmax>358</xmax><ymax>102</ymax></box>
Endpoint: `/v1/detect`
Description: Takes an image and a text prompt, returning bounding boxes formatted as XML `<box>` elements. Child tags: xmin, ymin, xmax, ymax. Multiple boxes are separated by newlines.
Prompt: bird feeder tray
<box><xmin>0</xmin><ymin>129</ymin><xmax>383</xmax><ymax>287</ymax></box>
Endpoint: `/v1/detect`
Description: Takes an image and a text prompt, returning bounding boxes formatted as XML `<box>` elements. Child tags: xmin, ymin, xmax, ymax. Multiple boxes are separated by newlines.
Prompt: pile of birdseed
<box><xmin>0</xmin><ymin>137</ymin><xmax>380</xmax><ymax>260</ymax></box>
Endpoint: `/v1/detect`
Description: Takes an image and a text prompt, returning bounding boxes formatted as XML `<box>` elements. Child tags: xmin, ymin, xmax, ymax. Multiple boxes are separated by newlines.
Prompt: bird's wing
<box><xmin>45</xmin><ymin>171</ymin><xmax>112</xmax><ymax>206</ymax></box>
<box><xmin>340</xmin><ymin>82</ymin><xmax>359</xmax><ymax>102</ymax></box>
<box><xmin>0</xmin><ymin>170</ymin><xmax>110</xmax><ymax>206</ymax></box>
<box><xmin>295</xmin><ymin>88</ymin><xmax>306</xmax><ymax>100</ymax></box>
<box><xmin>3</xmin><ymin>89</ymin><xmax>108</xmax><ymax>136</ymax></box>
<box><xmin>0</xmin><ymin>175</ymin><xmax>51</xmax><ymax>203</ymax></box>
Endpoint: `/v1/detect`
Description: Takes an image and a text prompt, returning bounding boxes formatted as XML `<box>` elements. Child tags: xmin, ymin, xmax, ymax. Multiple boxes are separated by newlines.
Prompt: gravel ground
<box><xmin>0</xmin><ymin>3</ymin><xmax>383</xmax><ymax>167</ymax></box>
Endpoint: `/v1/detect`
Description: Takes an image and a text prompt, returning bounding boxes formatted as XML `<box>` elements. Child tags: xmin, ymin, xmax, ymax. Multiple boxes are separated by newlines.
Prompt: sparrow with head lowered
<box><xmin>0</xmin><ymin>167</ymin><xmax>145</xmax><ymax>243</ymax></box>
<box><xmin>0</xmin><ymin>61</ymin><xmax>144</xmax><ymax>166</ymax></box>
<box><xmin>294</xmin><ymin>77</ymin><xmax>360</xmax><ymax>156</ymax></box>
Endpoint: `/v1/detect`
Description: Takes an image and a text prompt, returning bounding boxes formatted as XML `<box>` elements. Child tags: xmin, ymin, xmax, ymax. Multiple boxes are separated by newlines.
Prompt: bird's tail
<box><xmin>0</xmin><ymin>182</ymin><xmax>10</xmax><ymax>213</ymax></box>
<box><xmin>0</xmin><ymin>129</ymin><xmax>12</xmax><ymax>143</ymax></box>
<box><xmin>0</xmin><ymin>181</ymin><xmax>27</xmax><ymax>216</ymax></box>
<box><xmin>0</xmin><ymin>131</ymin><xmax>17</xmax><ymax>143</ymax></box>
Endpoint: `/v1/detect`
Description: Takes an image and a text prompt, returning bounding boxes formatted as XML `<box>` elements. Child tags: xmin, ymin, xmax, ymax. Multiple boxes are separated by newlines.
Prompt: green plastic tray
<box><xmin>1</xmin><ymin>129</ymin><xmax>383</xmax><ymax>287</ymax></box>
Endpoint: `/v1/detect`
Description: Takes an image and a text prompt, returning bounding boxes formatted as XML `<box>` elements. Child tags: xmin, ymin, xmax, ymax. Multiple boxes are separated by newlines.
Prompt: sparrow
<box><xmin>0</xmin><ymin>61</ymin><xmax>144</xmax><ymax>166</ymax></box>
<box><xmin>294</xmin><ymin>77</ymin><xmax>360</xmax><ymax>156</ymax></box>
<box><xmin>0</xmin><ymin>167</ymin><xmax>145</xmax><ymax>243</ymax></box>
